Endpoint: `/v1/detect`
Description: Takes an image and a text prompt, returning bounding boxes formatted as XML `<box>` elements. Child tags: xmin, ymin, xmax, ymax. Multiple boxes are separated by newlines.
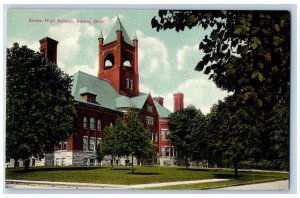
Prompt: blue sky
<box><xmin>7</xmin><ymin>9</ymin><xmax>230</xmax><ymax>114</ymax></box>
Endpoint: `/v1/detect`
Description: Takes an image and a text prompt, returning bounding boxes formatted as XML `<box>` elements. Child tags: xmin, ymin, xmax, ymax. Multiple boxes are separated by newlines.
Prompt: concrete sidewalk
<box><xmin>6</xmin><ymin>179</ymin><xmax>230</xmax><ymax>189</ymax></box>
<box><xmin>213</xmin><ymin>180</ymin><xmax>289</xmax><ymax>191</ymax></box>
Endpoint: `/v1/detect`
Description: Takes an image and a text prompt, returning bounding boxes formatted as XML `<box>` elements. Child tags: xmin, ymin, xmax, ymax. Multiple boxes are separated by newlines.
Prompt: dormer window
<box><xmin>88</xmin><ymin>94</ymin><xmax>96</xmax><ymax>103</ymax></box>
<box><xmin>79</xmin><ymin>87</ymin><xmax>97</xmax><ymax>103</ymax></box>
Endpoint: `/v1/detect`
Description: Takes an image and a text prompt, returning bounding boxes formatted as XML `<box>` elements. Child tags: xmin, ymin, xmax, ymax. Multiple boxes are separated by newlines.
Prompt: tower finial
<box><xmin>98</xmin><ymin>30</ymin><xmax>103</xmax><ymax>40</ymax></box>
<box><xmin>133</xmin><ymin>31</ymin><xmax>138</xmax><ymax>41</ymax></box>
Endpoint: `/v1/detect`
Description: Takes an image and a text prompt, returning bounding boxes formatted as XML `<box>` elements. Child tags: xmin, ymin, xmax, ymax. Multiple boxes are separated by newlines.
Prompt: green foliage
<box><xmin>102</xmin><ymin>118</ymin><xmax>124</xmax><ymax>169</ymax></box>
<box><xmin>206</xmin><ymin>95</ymin><xmax>264</xmax><ymax>176</ymax></box>
<box><xmin>6</xmin><ymin>43</ymin><xmax>77</xmax><ymax>165</ymax></box>
<box><xmin>123</xmin><ymin>110</ymin><xmax>156</xmax><ymax>173</ymax></box>
<box><xmin>169</xmin><ymin>106</ymin><xmax>207</xmax><ymax>167</ymax></box>
<box><xmin>102</xmin><ymin>110</ymin><xmax>155</xmax><ymax>173</ymax></box>
<box><xmin>152</xmin><ymin>10</ymin><xmax>289</xmax><ymax>172</ymax></box>
<box><xmin>96</xmin><ymin>142</ymin><xmax>105</xmax><ymax>164</ymax></box>
<box><xmin>152</xmin><ymin>10</ymin><xmax>290</xmax><ymax>110</ymax></box>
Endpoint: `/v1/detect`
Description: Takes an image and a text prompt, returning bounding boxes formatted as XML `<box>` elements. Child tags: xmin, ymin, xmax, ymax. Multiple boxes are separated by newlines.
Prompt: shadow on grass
<box><xmin>213</xmin><ymin>173</ymin><xmax>239</xmax><ymax>179</ymax></box>
<box><xmin>111</xmin><ymin>168</ymin><xmax>132</xmax><ymax>171</ymax></box>
<box><xmin>176</xmin><ymin>168</ymin><xmax>209</xmax><ymax>172</ymax></box>
<box><xmin>127</xmin><ymin>172</ymin><xmax>161</xmax><ymax>175</ymax></box>
<box><xmin>12</xmin><ymin>166</ymin><xmax>103</xmax><ymax>173</ymax></box>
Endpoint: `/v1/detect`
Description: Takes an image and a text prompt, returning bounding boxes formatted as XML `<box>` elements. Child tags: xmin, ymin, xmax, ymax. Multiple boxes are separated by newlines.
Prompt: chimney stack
<box><xmin>39</xmin><ymin>37</ymin><xmax>58</xmax><ymax>64</ymax></box>
<box><xmin>153</xmin><ymin>96</ymin><xmax>164</xmax><ymax>106</ymax></box>
<box><xmin>173</xmin><ymin>92</ymin><xmax>184</xmax><ymax>112</ymax></box>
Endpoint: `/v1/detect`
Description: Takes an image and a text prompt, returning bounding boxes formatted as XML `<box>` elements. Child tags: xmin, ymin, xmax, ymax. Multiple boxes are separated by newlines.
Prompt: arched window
<box><xmin>90</xmin><ymin>117</ymin><xmax>95</xmax><ymax>130</ymax></box>
<box><xmin>105</xmin><ymin>60</ymin><xmax>113</xmax><ymax>67</ymax></box>
<box><xmin>123</xmin><ymin>60</ymin><xmax>131</xmax><ymax>67</ymax></box>
<box><xmin>97</xmin><ymin>120</ymin><xmax>102</xmax><ymax>131</ymax></box>
<box><xmin>104</xmin><ymin>53</ymin><xmax>114</xmax><ymax>69</ymax></box>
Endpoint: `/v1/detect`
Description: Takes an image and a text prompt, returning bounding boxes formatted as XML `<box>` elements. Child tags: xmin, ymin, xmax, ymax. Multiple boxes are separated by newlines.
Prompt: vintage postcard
<box><xmin>5</xmin><ymin>7</ymin><xmax>291</xmax><ymax>191</ymax></box>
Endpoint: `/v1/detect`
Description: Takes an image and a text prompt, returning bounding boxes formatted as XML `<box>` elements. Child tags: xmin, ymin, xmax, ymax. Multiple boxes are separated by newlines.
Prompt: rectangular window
<box><xmin>161</xmin><ymin>130</ymin><xmax>166</xmax><ymax>141</ymax></box>
<box><xmin>166</xmin><ymin>130</ymin><xmax>170</xmax><ymax>140</ymax></box>
<box><xmin>161</xmin><ymin>147</ymin><xmax>166</xmax><ymax>157</ymax></box>
<box><xmin>58</xmin><ymin>142</ymin><xmax>62</xmax><ymax>150</ymax></box>
<box><xmin>97</xmin><ymin>138</ymin><xmax>101</xmax><ymax>146</ymax></box>
<box><xmin>89</xmin><ymin>138</ymin><xmax>96</xmax><ymax>151</ymax></box>
<box><xmin>146</xmin><ymin>116</ymin><xmax>154</xmax><ymax>126</ymax></box>
<box><xmin>166</xmin><ymin>147</ymin><xmax>170</xmax><ymax>157</ymax></box>
<box><xmin>56</xmin><ymin>158</ymin><xmax>60</xmax><ymax>166</ymax></box>
<box><xmin>151</xmin><ymin>132</ymin><xmax>157</xmax><ymax>141</ymax></box>
<box><xmin>83</xmin><ymin>137</ymin><xmax>88</xmax><ymax>151</ymax></box>
<box><xmin>90</xmin><ymin>117</ymin><xmax>95</xmax><ymax>130</ymax></box>
<box><xmin>97</xmin><ymin>120</ymin><xmax>102</xmax><ymax>131</ymax></box>
<box><xmin>83</xmin><ymin>117</ymin><xmax>88</xmax><ymax>128</ymax></box>
<box><xmin>147</xmin><ymin>105</ymin><xmax>153</xmax><ymax>112</ymax></box>
<box><xmin>83</xmin><ymin>158</ymin><xmax>88</xmax><ymax>165</ymax></box>
<box><xmin>63</xmin><ymin>142</ymin><xmax>67</xmax><ymax>150</ymax></box>
<box><xmin>62</xmin><ymin>158</ymin><xmax>66</xmax><ymax>166</ymax></box>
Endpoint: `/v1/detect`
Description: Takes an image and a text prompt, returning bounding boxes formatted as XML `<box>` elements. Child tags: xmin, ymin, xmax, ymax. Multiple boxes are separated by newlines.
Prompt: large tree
<box><xmin>6</xmin><ymin>43</ymin><xmax>77</xmax><ymax>170</ymax></box>
<box><xmin>168</xmin><ymin>106</ymin><xmax>207</xmax><ymax>168</ymax></box>
<box><xmin>102</xmin><ymin>119</ymin><xmax>124</xmax><ymax>170</ymax></box>
<box><xmin>121</xmin><ymin>110</ymin><xmax>156</xmax><ymax>174</ymax></box>
<box><xmin>102</xmin><ymin>111</ymin><xmax>155</xmax><ymax>173</ymax></box>
<box><xmin>152</xmin><ymin>10</ymin><xmax>290</xmax><ymax>109</ymax></box>
<box><xmin>206</xmin><ymin>95</ymin><xmax>263</xmax><ymax>177</ymax></box>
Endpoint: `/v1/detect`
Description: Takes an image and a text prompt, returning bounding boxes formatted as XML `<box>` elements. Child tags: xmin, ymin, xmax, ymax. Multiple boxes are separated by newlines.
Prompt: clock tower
<box><xmin>98</xmin><ymin>17</ymin><xmax>139</xmax><ymax>97</ymax></box>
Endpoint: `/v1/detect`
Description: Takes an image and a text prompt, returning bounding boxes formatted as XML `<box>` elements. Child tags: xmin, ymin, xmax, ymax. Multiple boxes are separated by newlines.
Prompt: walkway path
<box><xmin>213</xmin><ymin>180</ymin><xmax>289</xmax><ymax>191</ymax></box>
<box><xmin>6</xmin><ymin>179</ymin><xmax>229</xmax><ymax>189</ymax></box>
<box><xmin>6</xmin><ymin>179</ymin><xmax>289</xmax><ymax>190</ymax></box>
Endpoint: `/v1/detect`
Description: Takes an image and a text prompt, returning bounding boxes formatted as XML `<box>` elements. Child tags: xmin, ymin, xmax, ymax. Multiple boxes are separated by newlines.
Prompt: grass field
<box><xmin>5</xmin><ymin>166</ymin><xmax>288</xmax><ymax>189</ymax></box>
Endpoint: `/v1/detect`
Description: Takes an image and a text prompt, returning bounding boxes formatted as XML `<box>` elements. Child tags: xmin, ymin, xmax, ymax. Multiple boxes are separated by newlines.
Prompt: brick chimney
<box><xmin>153</xmin><ymin>96</ymin><xmax>164</xmax><ymax>106</ymax></box>
<box><xmin>174</xmin><ymin>92</ymin><xmax>184</xmax><ymax>112</ymax></box>
<box><xmin>39</xmin><ymin>37</ymin><xmax>58</xmax><ymax>64</ymax></box>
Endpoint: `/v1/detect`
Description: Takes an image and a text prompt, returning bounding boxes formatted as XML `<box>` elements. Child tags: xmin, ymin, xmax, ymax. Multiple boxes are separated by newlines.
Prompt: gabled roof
<box><xmin>71</xmin><ymin>71</ymin><xmax>120</xmax><ymax>110</ymax></box>
<box><xmin>104</xmin><ymin>17</ymin><xmax>133</xmax><ymax>46</ymax></box>
<box><xmin>153</xmin><ymin>101</ymin><xmax>172</xmax><ymax>119</ymax></box>
<box><xmin>71</xmin><ymin>71</ymin><xmax>171</xmax><ymax>118</ymax></box>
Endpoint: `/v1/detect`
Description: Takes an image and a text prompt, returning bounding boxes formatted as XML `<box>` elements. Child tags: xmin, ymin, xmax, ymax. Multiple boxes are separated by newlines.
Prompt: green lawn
<box><xmin>6</xmin><ymin>166</ymin><xmax>288</xmax><ymax>189</ymax></box>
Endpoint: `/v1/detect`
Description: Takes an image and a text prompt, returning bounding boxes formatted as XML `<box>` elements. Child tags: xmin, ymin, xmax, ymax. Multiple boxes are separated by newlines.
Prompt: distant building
<box><xmin>10</xmin><ymin>17</ymin><xmax>184</xmax><ymax>167</ymax></box>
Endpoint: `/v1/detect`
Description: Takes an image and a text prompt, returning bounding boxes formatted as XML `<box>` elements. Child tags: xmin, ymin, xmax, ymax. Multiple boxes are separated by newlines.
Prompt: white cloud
<box><xmin>150</xmin><ymin>77</ymin><xmax>231</xmax><ymax>115</ymax></box>
<box><xmin>47</xmin><ymin>22</ymin><xmax>82</xmax><ymax>65</ymax></box>
<box><xmin>136</xmin><ymin>30</ymin><xmax>171</xmax><ymax>79</ymax></box>
<box><xmin>101</xmin><ymin>16</ymin><xmax>122</xmax><ymax>37</ymax></box>
<box><xmin>175</xmin><ymin>78</ymin><xmax>231</xmax><ymax>114</ymax></box>
<box><xmin>7</xmin><ymin>38</ymin><xmax>39</xmax><ymax>51</ymax></box>
<box><xmin>176</xmin><ymin>45</ymin><xmax>201</xmax><ymax>71</ymax></box>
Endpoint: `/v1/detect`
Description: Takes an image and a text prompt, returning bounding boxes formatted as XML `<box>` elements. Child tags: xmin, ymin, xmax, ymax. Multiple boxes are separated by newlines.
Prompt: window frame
<box><xmin>90</xmin><ymin>117</ymin><xmax>95</xmax><ymax>130</ymax></box>
<box><xmin>97</xmin><ymin>120</ymin><xmax>102</xmax><ymax>131</ymax></box>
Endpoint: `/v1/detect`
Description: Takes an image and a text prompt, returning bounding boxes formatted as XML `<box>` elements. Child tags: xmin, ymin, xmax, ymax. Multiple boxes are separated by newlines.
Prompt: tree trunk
<box><xmin>24</xmin><ymin>159</ymin><xmax>30</xmax><ymax>171</ymax></box>
<box><xmin>185</xmin><ymin>156</ymin><xmax>189</xmax><ymax>169</ymax></box>
<box><xmin>111</xmin><ymin>155</ymin><xmax>114</xmax><ymax>170</ymax></box>
<box><xmin>14</xmin><ymin>158</ymin><xmax>19</xmax><ymax>167</ymax></box>
<box><xmin>131</xmin><ymin>154</ymin><xmax>134</xmax><ymax>174</ymax></box>
<box><xmin>234</xmin><ymin>161</ymin><xmax>238</xmax><ymax>178</ymax></box>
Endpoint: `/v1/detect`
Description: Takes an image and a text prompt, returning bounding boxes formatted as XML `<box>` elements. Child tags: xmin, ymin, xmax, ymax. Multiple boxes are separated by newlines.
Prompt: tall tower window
<box><xmin>126</xmin><ymin>78</ymin><xmax>130</xmax><ymax>89</ymax></box>
<box><xmin>130</xmin><ymin>80</ymin><xmax>133</xmax><ymax>90</ymax></box>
